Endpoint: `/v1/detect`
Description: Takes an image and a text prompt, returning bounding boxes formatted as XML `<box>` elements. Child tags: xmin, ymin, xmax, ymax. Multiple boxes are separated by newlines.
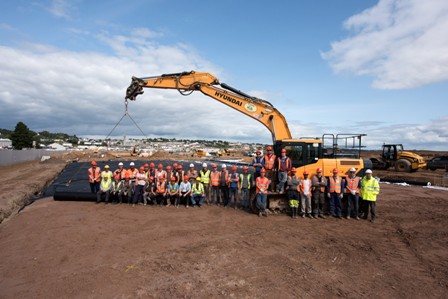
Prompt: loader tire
<box><xmin>395</xmin><ymin>159</ymin><xmax>411</xmax><ymax>172</ymax></box>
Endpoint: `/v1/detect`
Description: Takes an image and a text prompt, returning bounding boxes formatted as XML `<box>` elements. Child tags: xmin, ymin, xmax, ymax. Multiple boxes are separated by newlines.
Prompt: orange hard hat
<box><xmin>256</xmin><ymin>150</ymin><xmax>261</xmax><ymax>154</ymax></box>
<box><xmin>243</xmin><ymin>166</ymin><xmax>249</xmax><ymax>170</ymax></box>
<box><xmin>231</xmin><ymin>166</ymin><xmax>237</xmax><ymax>171</ymax></box>
<box><xmin>281</xmin><ymin>148</ymin><xmax>286</xmax><ymax>153</ymax></box>
<box><xmin>144</xmin><ymin>163</ymin><xmax>149</xmax><ymax>167</ymax></box>
<box><xmin>177</xmin><ymin>165</ymin><xmax>183</xmax><ymax>170</ymax></box>
<box><xmin>149</xmin><ymin>162</ymin><xmax>155</xmax><ymax>167</ymax></box>
<box><xmin>260</xmin><ymin>168</ymin><xmax>266</xmax><ymax>173</ymax></box>
<box><xmin>139</xmin><ymin>166</ymin><xmax>145</xmax><ymax>171</ymax></box>
<box><xmin>173</xmin><ymin>163</ymin><xmax>178</xmax><ymax>167</ymax></box>
<box><xmin>316</xmin><ymin>168</ymin><xmax>322</xmax><ymax>173</ymax></box>
<box><xmin>91</xmin><ymin>161</ymin><xmax>97</xmax><ymax>166</ymax></box>
<box><xmin>166</xmin><ymin>166</ymin><xmax>171</xmax><ymax>170</ymax></box>
<box><xmin>170</xmin><ymin>176</ymin><xmax>176</xmax><ymax>181</ymax></box>
<box><xmin>333</xmin><ymin>168</ymin><xmax>338</xmax><ymax>173</ymax></box>
<box><xmin>303</xmin><ymin>171</ymin><xmax>309</xmax><ymax>175</ymax></box>
<box><xmin>266</xmin><ymin>146</ymin><xmax>273</xmax><ymax>151</ymax></box>
<box><xmin>158</xmin><ymin>164</ymin><xmax>163</xmax><ymax>169</ymax></box>
<box><xmin>183</xmin><ymin>175</ymin><xmax>189</xmax><ymax>180</ymax></box>
<box><xmin>212</xmin><ymin>164</ymin><xmax>217</xmax><ymax>168</ymax></box>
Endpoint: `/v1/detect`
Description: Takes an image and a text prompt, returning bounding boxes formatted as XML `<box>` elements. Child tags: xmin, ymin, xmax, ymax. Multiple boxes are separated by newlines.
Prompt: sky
<box><xmin>0</xmin><ymin>0</ymin><xmax>447</xmax><ymax>150</ymax></box>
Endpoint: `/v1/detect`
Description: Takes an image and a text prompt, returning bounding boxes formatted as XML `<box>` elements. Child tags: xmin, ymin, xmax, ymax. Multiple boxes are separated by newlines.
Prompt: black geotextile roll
<box><xmin>48</xmin><ymin>160</ymin><xmax>250</xmax><ymax>201</ymax></box>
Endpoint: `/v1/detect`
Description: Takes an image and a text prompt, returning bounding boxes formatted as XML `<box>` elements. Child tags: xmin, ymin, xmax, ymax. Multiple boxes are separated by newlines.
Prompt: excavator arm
<box><xmin>125</xmin><ymin>71</ymin><xmax>292</xmax><ymax>142</ymax></box>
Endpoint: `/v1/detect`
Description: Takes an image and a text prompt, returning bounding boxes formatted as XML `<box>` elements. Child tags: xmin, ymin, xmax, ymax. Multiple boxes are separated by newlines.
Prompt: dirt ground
<box><xmin>1</xmin><ymin>152</ymin><xmax>448</xmax><ymax>298</ymax></box>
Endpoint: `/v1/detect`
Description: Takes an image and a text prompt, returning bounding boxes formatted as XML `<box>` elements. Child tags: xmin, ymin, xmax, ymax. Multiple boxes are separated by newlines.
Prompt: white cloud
<box><xmin>0</xmin><ymin>27</ymin><xmax>446</xmax><ymax>150</ymax></box>
<box><xmin>47</xmin><ymin>0</ymin><xmax>74</xmax><ymax>19</ymax></box>
<box><xmin>0</xmin><ymin>33</ymin><xmax>271</xmax><ymax>144</ymax></box>
<box><xmin>322</xmin><ymin>0</ymin><xmax>448</xmax><ymax>89</ymax></box>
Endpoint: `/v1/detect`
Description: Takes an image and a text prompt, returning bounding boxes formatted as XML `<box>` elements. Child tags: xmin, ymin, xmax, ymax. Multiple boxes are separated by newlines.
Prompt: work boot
<box><xmin>356</xmin><ymin>216</ymin><xmax>360</xmax><ymax>220</ymax></box>
<box><xmin>346</xmin><ymin>216</ymin><xmax>351</xmax><ymax>220</ymax></box>
<box><xmin>258</xmin><ymin>211</ymin><xmax>262</xmax><ymax>217</ymax></box>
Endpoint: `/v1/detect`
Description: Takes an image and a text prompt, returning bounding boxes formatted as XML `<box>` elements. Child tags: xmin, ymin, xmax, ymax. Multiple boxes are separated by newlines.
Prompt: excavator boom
<box><xmin>126</xmin><ymin>71</ymin><xmax>292</xmax><ymax>142</ymax></box>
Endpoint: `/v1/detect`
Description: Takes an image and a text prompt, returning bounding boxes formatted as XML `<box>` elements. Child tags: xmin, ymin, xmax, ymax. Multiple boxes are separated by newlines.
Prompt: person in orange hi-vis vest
<box><xmin>256</xmin><ymin>168</ymin><xmax>271</xmax><ymax>217</ymax></box>
<box><xmin>327</xmin><ymin>168</ymin><xmax>344</xmax><ymax>218</ymax></box>
<box><xmin>264</xmin><ymin>146</ymin><xmax>276</xmax><ymax>191</ymax></box>
<box><xmin>88</xmin><ymin>161</ymin><xmax>101</xmax><ymax>193</ymax></box>
<box><xmin>276</xmin><ymin>148</ymin><xmax>292</xmax><ymax>193</ymax></box>
<box><xmin>210</xmin><ymin>164</ymin><xmax>221</xmax><ymax>205</ymax></box>
<box><xmin>345</xmin><ymin>167</ymin><xmax>362</xmax><ymax>220</ymax></box>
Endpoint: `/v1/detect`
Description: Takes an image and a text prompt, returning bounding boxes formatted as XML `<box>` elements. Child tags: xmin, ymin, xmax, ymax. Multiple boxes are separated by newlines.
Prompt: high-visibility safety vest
<box><xmin>277</xmin><ymin>157</ymin><xmax>292</xmax><ymax>172</ymax></box>
<box><xmin>168</xmin><ymin>183</ymin><xmax>178</xmax><ymax>193</ymax></box>
<box><xmin>113</xmin><ymin>168</ymin><xmax>127</xmax><ymax>181</ymax></box>
<box><xmin>239</xmin><ymin>173</ymin><xmax>251</xmax><ymax>189</ymax></box>
<box><xmin>156</xmin><ymin>181</ymin><xmax>166</xmax><ymax>193</ymax></box>
<box><xmin>301</xmin><ymin>179</ymin><xmax>312</xmax><ymax>195</ymax></box>
<box><xmin>100</xmin><ymin>171</ymin><xmax>113</xmax><ymax>190</ymax></box>
<box><xmin>200</xmin><ymin>169</ymin><xmax>210</xmax><ymax>184</ymax></box>
<box><xmin>345</xmin><ymin>176</ymin><xmax>360</xmax><ymax>193</ymax></box>
<box><xmin>264</xmin><ymin>154</ymin><xmax>276</xmax><ymax>170</ymax></box>
<box><xmin>210</xmin><ymin>171</ymin><xmax>221</xmax><ymax>186</ymax></box>
<box><xmin>88</xmin><ymin>167</ymin><xmax>101</xmax><ymax>183</ymax></box>
<box><xmin>256</xmin><ymin>176</ymin><xmax>270</xmax><ymax>194</ymax></box>
<box><xmin>361</xmin><ymin>177</ymin><xmax>380</xmax><ymax>201</ymax></box>
<box><xmin>136</xmin><ymin>173</ymin><xmax>147</xmax><ymax>186</ymax></box>
<box><xmin>192</xmin><ymin>182</ymin><xmax>204</xmax><ymax>194</ymax></box>
<box><xmin>329</xmin><ymin>176</ymin><xmax>342</xmax><ymax>193</ymax></box>
<box><xmin>127</xmin><ymin>168</ymin><xmax>138</xmax><ymax>179</ymax></box>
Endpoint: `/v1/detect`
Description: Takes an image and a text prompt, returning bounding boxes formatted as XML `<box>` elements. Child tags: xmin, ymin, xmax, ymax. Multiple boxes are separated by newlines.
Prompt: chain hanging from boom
<box><xmin>105</xmin><ymin>99</ymin><xmax>147</xmax><ymax>140</ymax></box>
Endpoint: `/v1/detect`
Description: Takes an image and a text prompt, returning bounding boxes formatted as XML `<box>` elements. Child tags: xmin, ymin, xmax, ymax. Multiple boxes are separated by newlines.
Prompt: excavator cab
<box><xmin>274</xmin><ymin>140</ymin><xmax>321</xmax><ymax>168</ymax></box>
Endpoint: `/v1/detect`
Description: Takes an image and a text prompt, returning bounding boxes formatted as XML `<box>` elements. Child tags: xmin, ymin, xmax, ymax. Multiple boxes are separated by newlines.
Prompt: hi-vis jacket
<box><xmin>100</xmin><ymin>171</ymin><xmax>113</xmax><ymax>191</ymax></box>
<box><xmin>360</xmin><ymin>176</ymin><xmax>380</xmax><ymax>201</ymax></box>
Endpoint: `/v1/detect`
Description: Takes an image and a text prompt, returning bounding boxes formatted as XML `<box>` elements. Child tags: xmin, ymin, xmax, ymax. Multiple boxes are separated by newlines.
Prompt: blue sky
<box><xmin>0</xmin><ymin>0</ymin><xmax>447</xmax><ymax>150</ymax></box>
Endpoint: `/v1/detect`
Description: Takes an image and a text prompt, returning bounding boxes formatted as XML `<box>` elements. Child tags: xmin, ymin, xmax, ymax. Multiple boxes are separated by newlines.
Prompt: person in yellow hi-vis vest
<box><xmin>97</xmin><ymin>165</ymin><xmax>113</xmax><ymax>204</ymax></box>
<box><xmin>360</xmin><ymin>169</ymin><xmax>380</xmax><ymax>223</ymax></box>
<box><xmin>191</xmin><ymin>177</ymin><xmax>205</xmax><ymax>208</ymax></box>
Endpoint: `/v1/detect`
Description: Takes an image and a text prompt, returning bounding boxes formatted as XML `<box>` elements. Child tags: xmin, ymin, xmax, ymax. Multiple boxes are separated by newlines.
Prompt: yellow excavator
<box><xmin>125</xmin><ymin>71</ymin><xmax>371</xmax><ymax>209</ymax></box>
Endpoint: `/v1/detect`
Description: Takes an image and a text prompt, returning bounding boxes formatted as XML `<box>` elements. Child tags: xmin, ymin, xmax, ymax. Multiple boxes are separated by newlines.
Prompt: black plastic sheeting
<box><xmin>48</xmin><ymin>160</ymin><xmax>251</xmax><ymax>201</ymax></box>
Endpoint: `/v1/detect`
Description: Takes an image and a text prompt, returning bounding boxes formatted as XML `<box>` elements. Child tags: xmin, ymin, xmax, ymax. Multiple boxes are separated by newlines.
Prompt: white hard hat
<box><xmin>365</xmin><ymin>169</ymin><xmax>373</xmax><ymax>174</ymax></box>
<box><xmin>222</xmin><ymin>164</ymin><xmax>227</xmax><ymax>168</ymax></box>
<box><xmin>202</xmin><ymin>162</ymin><xmax>207</xmax><ymax>167</ymax></box>
<box><xmin>349</xmin><ymin>167</ymin><xmax>356</xmax><ymax>172</ymax></box>
<box><xmin>130</xmin><ymin>162</ymin><xmax>135</xmax><ymax>166</ymax></box>
<box><xmin>189</xmin><ymin>163</ymin><xmax>194</xmax><ymax>168</ymax></box>
<box><xmin>118</xmin><ymin>162</ymin><xmax>123</xmax><ymax>166</ymax></box>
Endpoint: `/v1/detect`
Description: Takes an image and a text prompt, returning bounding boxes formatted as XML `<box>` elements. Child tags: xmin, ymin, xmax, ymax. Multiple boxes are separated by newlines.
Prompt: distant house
<box><xmin>0</xmin><ymin>138</ymin><xmax>12</xmax><ymax>148</ymax></box>
<box><xmin>48</xmin><ymin>143</ymin><xmax>66</xmax><ymax>150</ymax></box>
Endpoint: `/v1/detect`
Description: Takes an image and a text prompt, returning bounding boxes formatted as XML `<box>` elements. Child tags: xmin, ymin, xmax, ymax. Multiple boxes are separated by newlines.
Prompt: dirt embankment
<box><xmin>1</xmin><ymin>184</ymin><xmax>447</xmax><ymax>298</ymax></box>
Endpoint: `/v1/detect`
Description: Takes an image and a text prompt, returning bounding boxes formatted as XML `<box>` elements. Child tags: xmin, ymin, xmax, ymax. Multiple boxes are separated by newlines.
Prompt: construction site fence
<box><xmin>0</xmin><ymin>149</ymin><xmax>68</xmax><ymax>166</ymax></box>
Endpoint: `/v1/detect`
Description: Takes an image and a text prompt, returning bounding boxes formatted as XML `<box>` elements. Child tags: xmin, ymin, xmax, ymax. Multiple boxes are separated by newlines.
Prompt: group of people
<box><xmin>87</xmin><ymin>146</ymin><xmax>380</xmax><ymax>222</ymax></box>
<box><xmin>250</xmin><ymin>145</ymin><xmax>380</xmax><ymax>222</ymax></box>
<box><xmin>88</xmin><ymin>161</ymin><xmax>256</xmax><ymax>210</ymax></box>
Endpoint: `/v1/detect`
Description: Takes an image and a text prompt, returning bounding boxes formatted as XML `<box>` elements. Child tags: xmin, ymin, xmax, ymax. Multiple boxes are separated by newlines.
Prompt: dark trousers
<box><xmin>329</xmin><ymin>192</ymin><xmax>342</xmax><ymax>216</ymax></box>
<box><xmin>133</xmin><ymin>185</ymin><xmax>144</xmax><ymax>204</ymax></box>
<box><xmin>220</xmin><ymin>186</ymin><xmax>229</xmax><ymax>206</ymax></box>
<box><xmin>228</xmin><ymin>187</ymin><xmax>238</xmax><ymax>208</ymax></box>
<box><xmin>90</xmin><ymin>182</ymin><xmax>100</xmax><ymax>193</ymax></box>
<box><xmin>211</xmin><ymin>186</ymin><xmax>220</xmax><ymax>204</ymax></box>
<box><xmin>364</xmin><ymin>201</ymin><xmax>376</xmax><ymax>220</ymax></box>
<box><xmin>167</xmin><ymin>194</ymin><xmax>178</xmax><ymax>205</ymax></box>
<box><xmin>347</xmin><ymin>194</ymin><xmax>359</xmax><ymax>217</ymax></box>
<box><xmin>312</xmin><ymin>191</ymin><xmax>325</xmax><ymax>216</ymax></box>
<box><xmin>96</xmin><ymin>190</ymin><xmax>110</xmax><ymax>203</ymax></box>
